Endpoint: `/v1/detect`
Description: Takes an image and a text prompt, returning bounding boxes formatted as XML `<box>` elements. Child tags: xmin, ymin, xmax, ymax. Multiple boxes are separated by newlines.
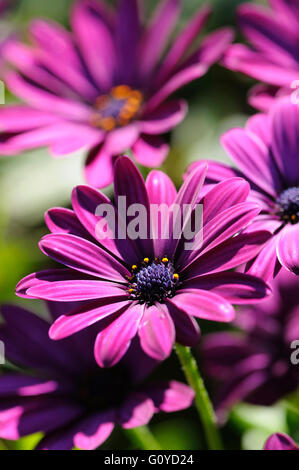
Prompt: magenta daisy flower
<box><xmin>264</xmin><ymin>433</ymin><xmax>299</xmax><ymax>450</ymax></box>
<box><xmin>0</xmin><ymin>302</ymin><xmax>194</xmax><ymax>450</ymax></box>
<box><xmin>16</xmin><ymin>156</ymin><xmax>270</xmax><ymax>367</ymax></box>
<box><xmin>202</xmin><ymin>269</ymin><xmax>299</xmax><ymax>416</ymax></box>
<box><xmin>223</xmin><ymin>0</ymin><xmax>299</xmax><ymax>111</ymax></box>
<box><xmin>0</xmin><ymin>0</ymin><xmax>233</xmax><ymax>188</ymax></box>
<box><xmin>187</xmin><ymin>100</ymin><xmax>299</xmax><ymax>280</ymax></box>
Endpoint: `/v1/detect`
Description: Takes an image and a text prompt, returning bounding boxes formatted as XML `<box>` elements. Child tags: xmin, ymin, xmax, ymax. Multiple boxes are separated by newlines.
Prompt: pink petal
<box><xmin>118</xmin><ymin>393</ymin><xmax>155</xmax><ymax>429</ymax></box>
<box><xmin>140</xmin><ymin>100</ymin><xmax>187</xmax><ymax>135</ymax></box>
<box><xmin>94</xmin><ymin>304</ymin><xmax>143</xmax><ymax>367</ymax></box>
<box><xmin>169</xmin><ymin>289</ymin><xmax>235</xmax><ymax>323</ymax></box>
<box><xmin>277</xmin><ymin>225</ymin><xmax>299</xmax><ymax>275</ymax></box>
<box><xmin>132</xmin><ymin>134</ymin><xmax>169</xmax><ymax>168</ymax></box>
<box><xmin>73</xmin><ymin>411</ymin><xmax>115</xmax><ymax>450</ymax></box>
<box><xmin>49</xmin><ymin>300</ymin><xmax>130</xmax><ymax>340</ymax></box>
<box><xmin>39</xmin><ymin>233</ymin><xmax>130</xmax><ymax>282</ymax></box>
<box><xmin>138</xmin><ymin>304</ymin><xmax>175</xmax><ymax>361</ymax></box>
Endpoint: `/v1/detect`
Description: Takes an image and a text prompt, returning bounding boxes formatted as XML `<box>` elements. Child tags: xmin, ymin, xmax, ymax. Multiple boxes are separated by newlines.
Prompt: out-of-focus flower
<box><xmin>16</xmin><ymin>156</ymin><xmax>270</xmax><ymax>367</ymax></box>
<box><xmin>187</xmin><ymin>100</ymin><xmax>299</xmax><ymax>280</ymax></box>
<box><xmin>0</xmin><ymin>302</ymin><xmax>194</xmax><ymax>450</ymax></box>
<box><xmin>0</xmin><ymin>0</ymin><xmax>233</xmax><ymax>187</ymax></box>
<box><xmin>223</xmin><ymin>0</ymin><xmax>299</xmax><ymax>111</ymax></box>
<box><xmin>264</xmin><ymin>433</ymin><xmax>299</xmax><ymax>450</ymax></box>
<box><xmin>202</xmin><ymin>269</ymin><xmax>299</xmax><ymax>418</ymax></box>
<box><xmin>0</xmin><ymin>0</ymin><xmax>16</xmax><ymax>16</ymax></box>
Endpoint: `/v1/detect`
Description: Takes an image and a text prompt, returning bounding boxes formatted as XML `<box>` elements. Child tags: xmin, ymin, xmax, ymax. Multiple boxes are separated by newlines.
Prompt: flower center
<box><xmin>90</xmin><ymin>85</ymin><xmax>143</xmax><ymax>131</ymax></box>
<box><xmin>128</xmin><ymin>257</ymin><xmax>180</xmax><ymax>306</ymax></box>
<box><xmin>277</xmin><ymin>187</ymin><xmax>299</xmax><ymax>224</ymax></box>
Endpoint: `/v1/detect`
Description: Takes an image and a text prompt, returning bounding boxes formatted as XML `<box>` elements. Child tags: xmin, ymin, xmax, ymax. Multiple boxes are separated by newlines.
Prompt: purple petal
<box><xmin>238</xmin><ymin>4</ymin><xmax>299</xmax><ymax>65</ymax></box>
<box><xmin>114</xmin><ymin>156</ymin><xmax>154</xmax><ymax>258</ymax></box>
<box><xmin>0</xmin><ymin>375</ymin><xmax>58</xmax><ymax>398</ymax></box>
<box><xmin>179</xmin><ymin>201</ymin><xmax>261</xmax><ymax>268</ymax></box>
<box><xmin>16</xmin><ymin>268</ymin><xmax>93</xmax><ymax>298</ymax></box>
<box><xmin>49</xmin><ymin>299</ymin><xmax>130</xmax><ymax>340</ymax></box>
<box><xmin>71</xmin><ymin>0</ymin><xmax>116</xmax><ymax>90</ymax></box>
<box><xmin>73</xmin><ymin>411</ymin><xmax>115</xmax><ymax>450</ymax></box>
<box><xmin>169</xmin><ymin>289</ymin><xmax>235</xmax><ymax>323</ymax></box>
<box><xmin>139</xmin><ymin>0</ymin><xmax>180</xmax><ymax>79</ymax></box>
<box><xmin>132</xmin><ymin>134</ymin><xmax>169</xmax><ymax>168</ymax></box>
<box><xmin>246</xmin><ymin>233</ymin><xmax>281</xmax><ymax>282</ymax></box>
<box><xmin>165</xmin><ymin>301</ymin><xmax>200</xmax><ymax>347</ymax></box>
<box><xmin>155</xmin><ymin>5</ymin><xmax>212</xmax><ymax>84</ymax></box>
<box><xmin>27</xmin><ymin>279</ymin><xmax>126</xmax><ymax>302</ymax></box>
<box><xmin>115</xmin><ymin>0</ymin><xmax>140</xmax><ymax>84</ymax></box>
<box><xmin>0</xmin><ymin>398</ymin><xmax>82</xmax><ymax>440</ymax></box>
<box><xmin>138</xmin><ymin>304</ymin><xmax>175</xmax><ymax>361</ymax></box>
<box><xmin>277</xmin><ymin>225</ymin><xmax>299</xmax><ymax>275</ymax></box>
<box><xmin>146</xmin><ymin>27</ymin><xmax>233</xmax><ymax>111</ymax></box>
<box><xmin>0</xmin><ymin>105</ymin><xmax>60</xmax><ymax>132</ymax></box>
<box><xmin>45</xmin><ymin>208</ymin><xmax>91</xmax><ymax>240</ymax></box>
<box><xmin>145</xmin><ymin>170</ymin><xmax>177</xmax><ymax>257</ymax></box>
<box><xmin>221</xmin><ymin>128</ymin><xmax>283</xmax><ymax>197</ymax></box>
<box><xmin>104</xmin><ymin>124</ymin><xmax>140</xmax><ymax>155</ymax></box>
<box><xmin>72</xmin><ymin>184</ymin><xmax>140</xmax><ymax>264</ymax></box>
<box><xmin>141</xmin><ymin>100</ymin><xmax>187</xmax><ymax>135</ymax></box>
<box><xmin>183</xmin><ymin>272</ymin><xmax>270</xmax><ymax>304</ymax></box>
<box><xmin>271</xmin><ymin>99</ymin><xmax>299</xmax><ymax>186</ymax></box>
<box><xmin>184</xmin><ymin>231</ymin><xmax>271</xmax><ymax>277</ymax></box>
<box><xmin>39</xmin><ymin>233</ymin><xmax>130</xmax><ymax>282</ymax></box>
<box><xmin>223</xmin><ymin>44</ymin><xmax>298</xmax><ymax>88</ymax></box>
<box><xmin>264</xmin><ymin>433</ymin><xmax>298</xmax><ymax>451</ymax></box>
<box><xmin>118</xmin><ymin>392</ymin><xmax>155</xmax><ymax>429</ymax></box>
<box><xmin>148</xmin><ymin>380</ymin><xmax>194</xmax><ymax>413</ymax></box>
<box><xmin>94</xmin><ymin>303</ymin><xmax>143</xmax><ymax>367</ymax></box>
<box><xmin>84</xmin><ymin>144</ymin><xmax>114</xmax><ymax>188</ymax></box>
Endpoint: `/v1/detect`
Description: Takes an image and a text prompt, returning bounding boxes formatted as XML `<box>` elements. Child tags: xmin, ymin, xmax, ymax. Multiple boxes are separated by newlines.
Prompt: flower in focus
<box><xmin>187</xmin><ymin>100</ymin><xmax>299</xmax><ymax>280</ymax></box>
<box><xmin>202</xmin><ymin>269</ymin><xmax>299</xmax><ymax>419</ymax></box>
<box><xmin>0</xmin><ymin>302</ymin><xmax>194</xmax><ymax>450</ymax></box>
<box><xmin>223</xmin><ymin>0</ymin><xmax>299</xmax><ymax>111</ymax></box>
<box><xmin>264</xmin><ymin>433</ymin><xmax>299</xmax><ymax>450</ymax></box>
<box><xmin>16</xmin><ymin>156</ymin><xmax>270</xmax><ymax>367</ymax></box>
<box><xmin>0</xmin><ymin>0</ymin><xmax>233</xmax><ymax>187</ymax></box>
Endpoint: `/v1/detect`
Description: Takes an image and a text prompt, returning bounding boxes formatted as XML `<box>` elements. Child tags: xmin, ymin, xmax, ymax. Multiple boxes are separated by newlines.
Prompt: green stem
<box><xmin>124</xmin><ymin>426</ymin><xmax>162</xmax><ymax>450</ymax></box>
<box><xmin>175</xmin><ymin>343</ymin><xmax>223</xmax><ymax>450</ymax></box>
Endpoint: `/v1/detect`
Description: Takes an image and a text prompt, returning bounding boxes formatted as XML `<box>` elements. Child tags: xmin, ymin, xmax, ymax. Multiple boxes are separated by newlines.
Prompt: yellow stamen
<box><xmin>131</xmin><ymin>265</ymin><xmax>138</xmax><ymax>271</ymax></box>
<box><xmin>291</xmin><ymin>214</ymin><xmax>297</xmax><ymax>221</ymax></box>
<box><xmin>143</xmin><ymin>258</ymin><xmax>149</xmax><ymax>263</ymax></box>
<box><xmin>129</xmin><ymin>288</ymin><xmax>135</xmax><ymax>293</ymax></box>
<box><xmin>100</xmin><ymin>117</ymin><xmax>116</xmax><ymax>131</ymax></box>
<box><xmin>173</xmin><ymin>273</ymin><xmax>179</xmax><ymax>280</ymax></box>
<box><xmin>162</xmin><ymin>257</ymin><xmax>169</xmax><ymax>263</ymax></box>
<box><xmin>111</xmin><ymin>85</ymin><xmax>131</xmax><ymax>99</ymax></box>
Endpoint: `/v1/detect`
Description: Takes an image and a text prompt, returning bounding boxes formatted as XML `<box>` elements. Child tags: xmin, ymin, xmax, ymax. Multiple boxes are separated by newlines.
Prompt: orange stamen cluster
<box><xmin>90</xmin><ymin>85</ymin><xmax>143</xmax><ymax>131</ymax></box>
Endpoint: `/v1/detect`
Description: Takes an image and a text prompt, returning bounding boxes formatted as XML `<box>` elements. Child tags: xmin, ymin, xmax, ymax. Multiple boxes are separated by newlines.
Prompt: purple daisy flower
<box><xmin>187</xmin><ymin>99</ymin><xmax>299</xmax><ymax>281</ymax></box>
<box><xmin>16</xmin><ymin>156</ymin><xmax>270</xmax><ymax>367</ymax></box>
<box><xmin>0</xmin><ymin>302</ymin><xmax>194</xmax><ymax>450</ymax></box>
<box><xmin>264</xmin><ymin>433</ymin><xmax>299</xmax><ymax>450</ymax></box>
<box><xmin>0</xmin><ymin>0</ymin><xmax>233</xmax><ymax>188</ymax></box>
<box><xmin>202</xmin><ymin>268</ymin><xmax>299</xmax><ymax>418</ymax></box>
<box><xmin>223</xmin><ymin>0</ymin><xmax>299</xmax><ymax>111</ymax></box>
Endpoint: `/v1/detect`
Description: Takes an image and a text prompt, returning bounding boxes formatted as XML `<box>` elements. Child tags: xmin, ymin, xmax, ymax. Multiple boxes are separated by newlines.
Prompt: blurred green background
<box><xmin>0</xmin><ymin>0</ymin><xmax>298</xmax><ymax>451</ymax></box>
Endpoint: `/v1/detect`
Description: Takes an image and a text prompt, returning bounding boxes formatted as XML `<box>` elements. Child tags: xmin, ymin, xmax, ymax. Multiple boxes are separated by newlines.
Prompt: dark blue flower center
<box><xmin>277</xmin><ymin>187</ymin><xmax>299</xmax><ymax>224</ymax></box>
<box><xmin>128</xmin><ymin>258</ymin><xmax>179</xmax><ymax>306</ymax></box>
<box><xmin>90</xmin><ymin>85</ymin><xmax>143</xmax><ymax>131</ymax></box>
